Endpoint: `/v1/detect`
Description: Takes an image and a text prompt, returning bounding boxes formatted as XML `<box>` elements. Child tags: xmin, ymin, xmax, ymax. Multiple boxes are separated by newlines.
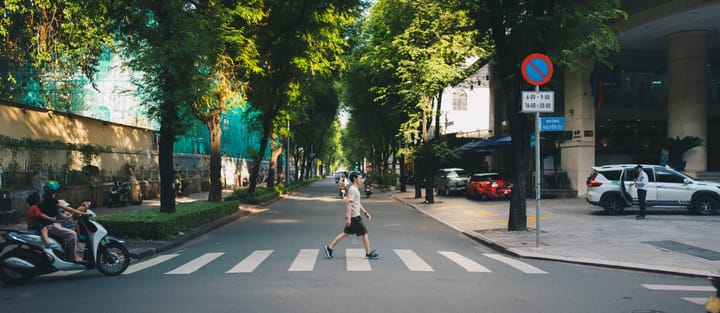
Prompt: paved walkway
<box><xmin>391</xmin><ymin>188</ymin><xmax>720</xmax><ymax>278</ymax></box>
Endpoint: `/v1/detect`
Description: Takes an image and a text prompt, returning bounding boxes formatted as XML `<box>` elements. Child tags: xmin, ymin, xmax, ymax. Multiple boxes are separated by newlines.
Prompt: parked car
<box><xmin>435</xmin><ymin>168</ymin><xmax>470</xmax><ymax>196</ymax></box>
<box><xmin>586</xmin><ymin>164</ymin><xmax>720</xmax><ymax>215</ymax></box>
<box><xmin>465</xmin><ymin>173</ymin><xmax>512</xmax><ymax>200</ymax></box>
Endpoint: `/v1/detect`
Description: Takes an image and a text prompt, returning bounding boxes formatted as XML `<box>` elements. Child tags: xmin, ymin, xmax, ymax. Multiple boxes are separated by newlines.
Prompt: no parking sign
<box><xmin>521</xmin><ymin>53</ymin><xmax>553</xmax><ymax>86</ymax></box>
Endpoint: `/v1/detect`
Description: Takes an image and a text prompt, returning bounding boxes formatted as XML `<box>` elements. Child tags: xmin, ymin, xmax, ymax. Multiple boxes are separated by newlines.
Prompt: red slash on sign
<box><xmin>521</xmin><ymin>53</ymin><xmax>553</xmax><ymax>86</ymax></box>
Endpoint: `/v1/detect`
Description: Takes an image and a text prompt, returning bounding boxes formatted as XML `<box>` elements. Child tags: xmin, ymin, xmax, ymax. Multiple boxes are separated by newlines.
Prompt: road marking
<box><xmin>346</xmin><ymin>249</ymin><xmax>372</xmax><ymax>271</ymax></box>
<box><xmin>41</xmin><ymin>270</ymin><xmax>84</xmax><ymax>277</ymax></box>
<box><xmin>125</xmin><ymin>254</ymin><xmax>180</xmax><ymax>275</ymax></box>
<box><xmin>227</xmin><ymin>250</ymin><xmax>273</xmax><ymax>273</ymax></box>
<box><xmin>166</xmin><ymin>252</ymin><xmax>224</xmax><ymax>275</ymax></box>
<box><xmin>438</xmin><ymin>251</ymin><xmax>491</xmax><ymax>272</ymax></box>
<box><xmin>483</xmin><ymin>253</ymin><xmax>547</xmax><ymax>274</ymax></box>
<box><xmin>682</xmin><ymin>297</ymin><xmax>709</xmax><ymax>305</ymax></box>
<box><xmin>394</xmin><ymin>249</ymin><xmax>433</xmax><ymax>272</ymax></box>
<box><xmin>641</xmin><ymin>284</ymin><xmax>715</xmax><ymax>291</ymax></box>
<box><xmin>288</xmin><ymin>249</ymin><xmax>318</xmax><ymax>272</ymax></box>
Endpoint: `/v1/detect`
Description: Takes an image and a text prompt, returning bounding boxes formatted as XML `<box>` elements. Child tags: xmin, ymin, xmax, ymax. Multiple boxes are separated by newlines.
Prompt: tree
<box><xmin>389</xmin><ymin>0</ymin><xmax>484</xmax><ymax>203</ymax></box>
<box><xmin>109</xmin><ymin>0</ymin><xmax>216</xmax><ymax>213</ymax></box>
<box><xmin>0</xmin><ymin>1</ymin><xmax>114</xmax><ymax>107</ymax></box>
<box><xmin>464</xmin><ymin>0</ymin><xmax>624</xmax><ymax>230</ymax></box>
<box><xmin>189</xmin><ymin>1</ymin><xmax>264</xmax><ymax>202</ymax></box>
<box><xmin>245</xmin><ymin>0</ymin><xmax>364</xmax><ymax>193</ymax></box>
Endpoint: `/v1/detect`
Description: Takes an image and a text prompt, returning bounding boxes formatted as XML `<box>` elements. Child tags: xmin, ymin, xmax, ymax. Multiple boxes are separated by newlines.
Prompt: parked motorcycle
<box><xmin>0</xmin><ymin>212</ymin><xmax>131</xmax><ymax>285</ymax></box>
<box><xmin>365</xmin><ymin>184</ymin><xmax>372</xmax><ymax>198</ymax></box>
<box><xmin>107</xmin><ymin>181</ymin><xmax>142</xmax><ymax>207</ymax></box>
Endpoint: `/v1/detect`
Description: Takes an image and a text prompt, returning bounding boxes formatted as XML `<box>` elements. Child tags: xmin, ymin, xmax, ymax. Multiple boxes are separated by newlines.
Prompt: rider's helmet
<box><xmin>44</xmin><ymin>180</ymin><xmax>61</xmax><ymax>192</ymax></box>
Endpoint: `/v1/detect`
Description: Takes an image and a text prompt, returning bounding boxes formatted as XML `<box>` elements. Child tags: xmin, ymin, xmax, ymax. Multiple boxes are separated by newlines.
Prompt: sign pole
<box><xmin>520</xmin><ymin>52</ymin><xmax>553</xmax><ymax>249</ymax></box>
<box><xmin>534</xmin><ymin>85</ymin><xmax>541</xmax><ymax>248</ymax></box>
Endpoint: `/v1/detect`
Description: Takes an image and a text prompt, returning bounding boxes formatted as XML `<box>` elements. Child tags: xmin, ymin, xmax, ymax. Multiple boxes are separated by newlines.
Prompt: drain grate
<box><xmin>645</xmin><ymin>240</ymin><xmax>720</xmax><ymax>261</ymax></box>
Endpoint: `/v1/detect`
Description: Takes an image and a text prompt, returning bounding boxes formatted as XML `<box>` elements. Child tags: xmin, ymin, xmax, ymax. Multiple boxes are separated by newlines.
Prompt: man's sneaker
<box><xmin>366</xmin><ymin>250</ymin><xmax>379</xmax><ymax>259</ymax></box>
<box><xmin>324</xmin><ymin>245</ymin><xmax>333</xmax><ymax>258</ymax></box>
<box><xmin>46</xmin><ymin>242</ymin><xmax>58</xmax><ymax>249</ymax></box>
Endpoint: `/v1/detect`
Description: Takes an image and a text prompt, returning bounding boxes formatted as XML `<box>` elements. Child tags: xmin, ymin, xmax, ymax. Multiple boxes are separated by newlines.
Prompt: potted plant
<box><xmin>383</xmin><ymin>171</ymin><xmax>399</xmax><ymax>190</ymax></box>
<box><xmin>663</xmin><ymin>136</ymin><xmax>703</xmax><ymax>171</ymax></box>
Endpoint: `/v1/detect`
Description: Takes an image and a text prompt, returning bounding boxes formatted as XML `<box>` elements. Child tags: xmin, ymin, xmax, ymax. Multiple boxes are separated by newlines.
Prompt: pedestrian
<box><xmin>634</xmin><ymin>164</ymin><xmax>648</xmax><ymax>219</ymax></box>
<box><xmin>324</xmin><ymin>171</ymin><xmax>379</xmax><ymax>259</ymax></box>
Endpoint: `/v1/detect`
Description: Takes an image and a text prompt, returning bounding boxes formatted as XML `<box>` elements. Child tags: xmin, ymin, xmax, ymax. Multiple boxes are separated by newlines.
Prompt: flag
<box><xmin>590</xmin><ymin>61</ymin><xmax>605</xmax><ymax>108</ymax></box>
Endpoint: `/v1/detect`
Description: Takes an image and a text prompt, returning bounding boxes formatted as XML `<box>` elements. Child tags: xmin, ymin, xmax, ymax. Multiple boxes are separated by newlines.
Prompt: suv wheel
<box><xmin>692</xmin><ymin>195</ymin><xmax>718</xmax><ymax>215</ymax></box>
<box><xmin>602</xmin><ymin>194</ymin><xmax>625</xmax><ymax>215</ymax></box>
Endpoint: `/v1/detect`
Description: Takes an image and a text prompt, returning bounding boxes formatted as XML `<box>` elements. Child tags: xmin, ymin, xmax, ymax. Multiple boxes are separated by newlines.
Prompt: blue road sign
<box><xmin>540</xmin><ymin>117</ymin><xmax>564</xmax><ymax>132</ymax></box>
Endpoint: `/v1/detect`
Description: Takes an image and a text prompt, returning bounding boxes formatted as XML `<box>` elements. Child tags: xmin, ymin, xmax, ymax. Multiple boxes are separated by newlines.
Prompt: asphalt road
<box><xmin>0</xmin><ymin>179</ymin><xmax>711</xmax><ymax>313</ymax></box>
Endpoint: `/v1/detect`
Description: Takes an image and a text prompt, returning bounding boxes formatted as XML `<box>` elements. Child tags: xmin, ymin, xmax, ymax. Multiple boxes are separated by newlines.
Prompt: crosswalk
<box><xmin>121</xmin><ymin>248</ymin><xmax>549</xmax><ymax>276</ymax></box>
<box><xmin>641</xmin><ymin>284</ymin><xmax>715</xmax><ymax>307</ymax></box>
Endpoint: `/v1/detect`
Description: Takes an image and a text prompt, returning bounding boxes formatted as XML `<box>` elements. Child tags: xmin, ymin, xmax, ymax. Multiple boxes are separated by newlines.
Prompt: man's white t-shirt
<box><xmin>347</xmin><ymin>184</ymin><xmax>362</xmax><ymax>217</ymax></box>
<box><xmin>636</xmin><ymin>170</ymin><xmax>648</xmax><ymax>191</ymax></box>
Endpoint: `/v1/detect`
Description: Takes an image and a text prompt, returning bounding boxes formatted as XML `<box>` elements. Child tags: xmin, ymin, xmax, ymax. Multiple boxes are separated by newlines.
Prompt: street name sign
<box><xmin>540</xmin><ymin>117</ymin><xmax>565</xmax><ymax>131</ymax></box>
<box><xmin>521</xmin><ymin>91</ymin><xmax>554</xmax><ymax>112</ymax></box>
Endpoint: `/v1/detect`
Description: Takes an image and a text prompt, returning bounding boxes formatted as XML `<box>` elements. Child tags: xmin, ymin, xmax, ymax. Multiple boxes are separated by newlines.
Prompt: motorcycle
<box><xmin>0</xmin><ymin>212</ymin><xmax>131</xmax><ymax>285</ymax></box>
<box><xmin>339</xmin><ymin>181</ymin><xmax>346</xmax><ymax>199</ymax></box>
<box><xmin>365</xmin><ymin>184</ymin><xmax>372</xmax><ymax>198</ymax></box>
<box><xmin>107</xmin><ymin>181</ymin><xmax>142</xmax><ymax>207</ymax></box>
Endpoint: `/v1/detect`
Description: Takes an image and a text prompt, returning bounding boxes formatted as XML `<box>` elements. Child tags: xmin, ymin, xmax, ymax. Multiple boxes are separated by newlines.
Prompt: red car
<box><xmin>466</xmin><ymin>173</ymin><xmax>512</xmax><ymax>200</ymax></box>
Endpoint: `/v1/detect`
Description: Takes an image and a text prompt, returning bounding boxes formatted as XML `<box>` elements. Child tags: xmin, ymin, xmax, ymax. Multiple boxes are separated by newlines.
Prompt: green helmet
<box><xmin>44</xmin><ymin>180</ymin><xmax>61</xmax><ymax>192</ymax></box>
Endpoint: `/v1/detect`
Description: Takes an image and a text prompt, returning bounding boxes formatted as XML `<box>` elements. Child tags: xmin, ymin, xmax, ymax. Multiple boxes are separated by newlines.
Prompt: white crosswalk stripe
<box><xmin>288</xmin><ymin>249</ymin><xmax>319</xmax><ymax>272</ymax></box>
<box><xmin>394</xmin><ymin>249</ymin><xmax>433</xmax><ymax>272</ymax></box>
<box><xmin>166</xmin><ymin>252</ymin><xmax>224</xmax><ymax>275</ymax></box>
<box><xmin>438</xmin><ymin>251</ymin><xmax>490</xmax><ymax>272</ymax></box>
<box><xmin>641</xmin><ymin>284</ymin><xmax>714</xmax><ymax>307</ymax></box>
<box><xmin>120</xmin><ymin>249</ymin><xmax>549</xmax><ymax>275</ymax></box>
<box><xmin>227</xmin><ymin>250</ymin><xmax>273</xmax><ymax>273</ymax></box>
<box><xmin>641</xmin><ymin>284</ymin><xmax>715</xmax><ymax>292</ymax></box>
<box><xmin>346</xmin><ymin>249</ymin><xmax>372</xmax><ymax>271</ymax></box>
<box><xmin>125</xmin><ymin>254</ymin><xmax>180</xmax><ymax>275</ymax></box>
<box><xmin>483</xmin><ymin>253</ymin><xmax>548</xmax><ymax>274</ymax></box>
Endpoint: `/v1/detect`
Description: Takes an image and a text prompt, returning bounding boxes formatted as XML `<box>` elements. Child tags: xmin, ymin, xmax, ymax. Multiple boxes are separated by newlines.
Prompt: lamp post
<box><xmin>285</xmin><ymin>120</ymin><xmax>290</xmax><ymax>184</ymax></box>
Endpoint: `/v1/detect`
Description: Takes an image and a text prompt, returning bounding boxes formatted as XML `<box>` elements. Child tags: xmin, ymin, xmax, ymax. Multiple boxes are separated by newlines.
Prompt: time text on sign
<box><xmin>521</xmin><ymin>91</ymin><xmax>554</xmax><ymax>113</ymax></box>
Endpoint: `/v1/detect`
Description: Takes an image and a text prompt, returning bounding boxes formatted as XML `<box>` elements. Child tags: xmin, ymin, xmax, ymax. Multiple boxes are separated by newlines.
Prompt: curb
<box><xmin>391</xmin><ymin>194</ymin><xmax>713</xmax><ymax>278</ymax></box>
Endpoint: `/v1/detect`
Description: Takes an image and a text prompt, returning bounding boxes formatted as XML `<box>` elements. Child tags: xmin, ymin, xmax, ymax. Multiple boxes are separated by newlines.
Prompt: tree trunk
<box><xmin>159</xmin><ymin>125</ymin><xmax>177</xmax><ymax>213</ymax></box>
<box><xmin>435</xmin><ymin>89</ymin><xmax>443</xmax><ymax>138</ymax></box>
<box><xmin>268</xmin><ymin>134</ymin><xmax>283</xmax><ymax>189</ymax></box>
<box><xmin>421</xmin><ymin>97</ymin><xmax>435</xmax><ymax>204</ymax></box>
<box><xmin>207</xmin><ymin>115</ymin><xmax>223</xmax><ymax>202</ymax></box>
<box><xmin>249</xmin><ymin>118</ymin><xmax>272</xmax><ymax>194</ymax></box>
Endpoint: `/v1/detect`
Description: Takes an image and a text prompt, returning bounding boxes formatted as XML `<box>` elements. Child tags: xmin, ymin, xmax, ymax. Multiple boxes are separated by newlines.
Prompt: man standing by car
<box><xmin>634</xmin><ymin>165</ymin><xmax>648</xmax><ymax>219</ymax></box>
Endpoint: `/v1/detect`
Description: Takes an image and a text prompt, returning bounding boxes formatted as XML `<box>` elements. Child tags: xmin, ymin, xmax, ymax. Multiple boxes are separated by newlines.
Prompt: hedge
<box><xmin>97</xmin><ymin>200</ymin><xmax>240</xmax><ymax>240</ymax></box>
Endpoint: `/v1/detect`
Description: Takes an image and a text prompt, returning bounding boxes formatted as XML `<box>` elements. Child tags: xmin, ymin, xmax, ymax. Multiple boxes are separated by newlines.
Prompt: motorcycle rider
<box><xmin>40</xmin><ymin>181</ymin><xmax>85</xmax><ymax>263</ymax></box>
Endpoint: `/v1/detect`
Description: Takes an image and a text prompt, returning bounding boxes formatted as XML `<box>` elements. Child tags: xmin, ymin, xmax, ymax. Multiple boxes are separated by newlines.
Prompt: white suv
<box><xmin>586</xmin><ymin>164</ymin><xmax>720</xmax><ymax>215</ymax></box>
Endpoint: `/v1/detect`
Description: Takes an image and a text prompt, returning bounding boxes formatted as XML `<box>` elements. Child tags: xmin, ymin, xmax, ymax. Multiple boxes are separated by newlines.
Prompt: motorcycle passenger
<box><xmin>24</xmin><ymin>192</ymin><xmax>55</xmax><ymax>248</ymax></box>
<box><xmin>40</xmin><ymin>180</ymin><xmax>85</xmax><ymax>263</ymax></box>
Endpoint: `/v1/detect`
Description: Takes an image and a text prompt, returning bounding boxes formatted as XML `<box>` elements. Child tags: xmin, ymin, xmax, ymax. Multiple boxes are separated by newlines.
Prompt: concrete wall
<box><xmin>0</xmin><ymin>101</ymin><xmax>159</xmax><ymax>174</ymax></box>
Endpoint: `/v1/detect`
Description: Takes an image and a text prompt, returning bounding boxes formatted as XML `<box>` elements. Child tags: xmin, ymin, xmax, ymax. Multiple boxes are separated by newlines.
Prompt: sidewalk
<box><xmin>391</xmin><ymin>188</ymin><xmax>720</xmax><ymax>278</ymax></box>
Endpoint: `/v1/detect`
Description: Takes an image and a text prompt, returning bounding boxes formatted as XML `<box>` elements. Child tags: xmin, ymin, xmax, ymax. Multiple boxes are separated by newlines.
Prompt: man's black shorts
<box><xmin>343</xmin><ymin>216</ymin><xmax>367</xmax><ymax>236</ymax></box>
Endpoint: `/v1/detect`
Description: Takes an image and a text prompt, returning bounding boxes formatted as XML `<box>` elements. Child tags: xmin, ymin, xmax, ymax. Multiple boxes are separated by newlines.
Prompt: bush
<box><xmin>97</xmin><ymin>200</ymin><xmax>240</xmax><ymax>240</ymax></box>
<box><xmin>225</xmin><ymin>178</ymin><xmax>320</xmax><ymax>204</ymax></box>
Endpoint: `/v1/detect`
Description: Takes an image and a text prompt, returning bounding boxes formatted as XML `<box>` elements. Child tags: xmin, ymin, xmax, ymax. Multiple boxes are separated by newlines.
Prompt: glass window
<box><xmin>655</xmin><ymin>167</ymin><xmax>685</xmax><ymax>183</ymax></box>
<box><xmin>453</xmin><ymin>92</ymin><xmax>467</xmax><ymax>111</ymax></box>
<box><xmin>600</xmin><ymin>170</ymin><xmax>622</xmax><ymax>181</ymax></box>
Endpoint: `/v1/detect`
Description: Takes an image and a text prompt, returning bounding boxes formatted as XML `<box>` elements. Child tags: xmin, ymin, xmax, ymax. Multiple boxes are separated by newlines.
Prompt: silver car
<box><xmin>435</xmin><ymin>168</ymin><xmax>470</xmax><ymax>196</ymax></box>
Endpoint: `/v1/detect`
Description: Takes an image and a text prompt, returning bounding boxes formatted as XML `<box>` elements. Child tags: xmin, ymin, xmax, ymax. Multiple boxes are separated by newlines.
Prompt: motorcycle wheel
<box><xmin>0</xmin><ymin>248</ymin><xmax>36</xmax><ymax>285</ymax></box>
<box><xmin>96</xmin><ymin>242</ymin><xmax>131</xmax><ymax>276</ymax></box>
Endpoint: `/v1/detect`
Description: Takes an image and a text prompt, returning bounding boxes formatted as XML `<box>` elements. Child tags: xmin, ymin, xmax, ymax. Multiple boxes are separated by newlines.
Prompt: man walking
<box><xmin>324</xmin><ymin>171</ymin><xmax>379</xmax><ymax>259</ymax></box>
<box><xmin>634</xmin><ymin>164</ymin><xmax>648</xmax><ymax>219</ymax></box>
